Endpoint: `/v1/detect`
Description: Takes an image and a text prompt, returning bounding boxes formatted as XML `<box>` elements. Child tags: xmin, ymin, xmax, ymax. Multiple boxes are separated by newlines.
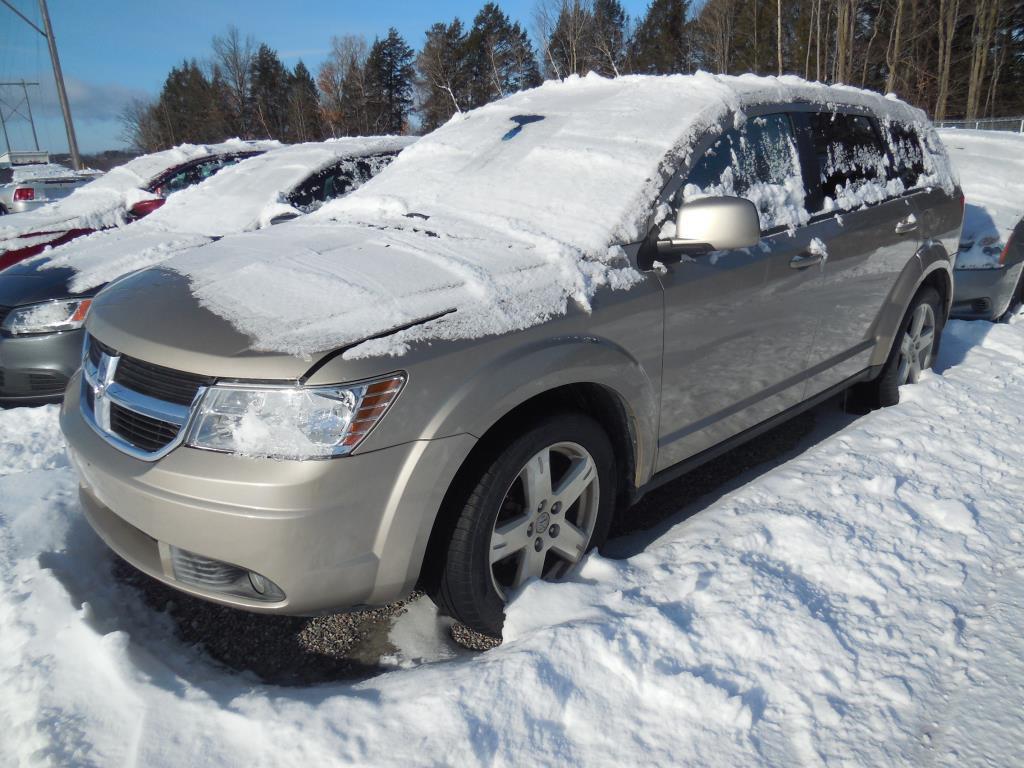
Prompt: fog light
<box><xmin>249</xmin><ymin>571</ymin><xmax>268</xmax><ymax>594</ymax></box>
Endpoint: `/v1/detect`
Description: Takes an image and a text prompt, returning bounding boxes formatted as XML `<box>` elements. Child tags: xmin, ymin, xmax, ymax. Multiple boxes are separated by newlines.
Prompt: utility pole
<box><xmin>38</xmin><ymin>0</ymin><xmax>81</xmax><ymax>169</ymax></box>
<box><xmin>0</xmin><ymin>80</ymin><xmax>41</xmax><ymax>153</ymax></box>
<box><xmin>0</xmin><ymin>0</ymin><xmax>82</xmax><ymax>169</ymax></box>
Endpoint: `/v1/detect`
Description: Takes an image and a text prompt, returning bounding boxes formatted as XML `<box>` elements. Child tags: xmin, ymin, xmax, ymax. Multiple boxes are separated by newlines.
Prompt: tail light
<box><xmin>1000</xmin><ymin>231</ymin><xmax>1015</xmax><ymax>266</ymax></box>
<box><xmin>13</xmin><ymin>187</ymin><xmax>35</xmax><ymax>202</ymax></box>
<box><xmin>129</xmin><ymin>198</ymin><xmax>165</xmax><ymax>218</ymax></box>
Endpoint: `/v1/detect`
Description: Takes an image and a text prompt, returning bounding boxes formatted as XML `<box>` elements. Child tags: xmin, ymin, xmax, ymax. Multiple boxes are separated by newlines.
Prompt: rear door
<box><xmin>655</xmin><ymin>111</ymin><xmax>825</xmax><ymax>470</ymax></box>
<box><xmin>794</xmin><ymin>110</ymin><xmax>925</xmax><ymax>394</ymax></box>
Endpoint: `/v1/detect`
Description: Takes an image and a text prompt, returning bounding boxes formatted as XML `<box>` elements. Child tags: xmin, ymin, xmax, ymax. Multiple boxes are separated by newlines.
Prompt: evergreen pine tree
<box><xmin>364</xmin><ymin>28</ymin><xmax>416</xmax><ymax>134</ymax></box>
<box><xmin>154</xmin><ymin>60</ymin><xmax>223</xmax><ymax>146</ymax></box>
<box><xmin>249</xmin><ymin>44</ymin><xmax>292</xmax><ymax>140</ymax></box>
<box><xmin>417</xmin><ymin>19</ymin><xmax>470</xmax><ymax>132</ymax></box>
<box><xmin>466</xmin><ymin>3</ymin><xmax>541</xmax><ymax>109</ymax></box>
<box><xmin>631</xmin><ymin>0</ymin><xmax>692</xmax><ymax>75</ymax></box>
<box><xmin>289</xmin><ymin>61</ymin><xmax>326</xmax><ymax>141</ymax></box>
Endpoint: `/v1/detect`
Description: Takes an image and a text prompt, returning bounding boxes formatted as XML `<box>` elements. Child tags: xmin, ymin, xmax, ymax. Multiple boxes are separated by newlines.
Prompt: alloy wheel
<box><xmin>897</xmin><ymin>302</ymin><xmax>936</xmax><ymax>385</ymax></box>
<box><xmin>488</xmin><ymin>441</ymin><xmax>600</xmax><ymax>598</ymax></box>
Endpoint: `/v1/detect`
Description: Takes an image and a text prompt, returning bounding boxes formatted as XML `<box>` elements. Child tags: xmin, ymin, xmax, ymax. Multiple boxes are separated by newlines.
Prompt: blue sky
<box><xmin>0</xmin><ymin>0</ymin><xmax>656</xmax><ymax>154</ymax></box>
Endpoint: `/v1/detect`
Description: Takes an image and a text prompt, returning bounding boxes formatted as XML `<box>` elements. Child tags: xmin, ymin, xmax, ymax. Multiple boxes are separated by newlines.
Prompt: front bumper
<box><xmin>951</xmin><ymin>262</ymin><xmax>1024</xmax><ymax>320</ymax></box>
<box><xmin>61</xmin><ymin>372</ymin><xmax>476</xmax><ymax>615</ymax></box>
<box><xmin>0</xmin><ymin>327</ymin><xmax>83</xmax><ymax>405</ymax></box>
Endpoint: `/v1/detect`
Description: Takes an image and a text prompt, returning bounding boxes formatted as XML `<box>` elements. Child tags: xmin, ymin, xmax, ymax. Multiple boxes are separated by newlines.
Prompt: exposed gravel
<box><xmin>114</xmin><ymin>401</ymin><xmax>833</xmax><ymax>683</ymax></box>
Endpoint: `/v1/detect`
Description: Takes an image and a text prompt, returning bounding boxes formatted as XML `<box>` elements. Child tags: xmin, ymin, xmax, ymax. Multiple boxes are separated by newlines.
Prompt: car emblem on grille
<box><xmin>91</xmin><ymin>351</ymin><xmax>119</xmax><ymax>432</ymax></box>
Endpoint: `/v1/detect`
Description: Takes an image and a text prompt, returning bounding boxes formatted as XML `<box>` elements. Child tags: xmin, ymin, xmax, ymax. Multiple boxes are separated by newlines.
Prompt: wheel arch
<box><xmin>415</xmin><ymin>380</ymin><xmax>643</xmax><ymax>596</ymax></box>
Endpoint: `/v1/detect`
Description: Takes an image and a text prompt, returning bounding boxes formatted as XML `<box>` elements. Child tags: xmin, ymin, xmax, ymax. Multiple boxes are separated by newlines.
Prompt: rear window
<box><xmin>683</xmin><ymin>113</ymin><xmax>807</xmax><ymax>231</ymax></box>
<box><xmin>809</xmin><ymin>112</ymin><xmax>889</xmax><ymax>209</ymax></box>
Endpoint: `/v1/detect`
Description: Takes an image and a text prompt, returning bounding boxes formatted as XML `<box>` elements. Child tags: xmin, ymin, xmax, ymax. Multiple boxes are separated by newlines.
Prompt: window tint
<box><xmin>287</xmin><ymin>152</ymin><xmax>399</xmax><ymax>213</ymax></box>
<box><xmin>809</xmin><ymin>112</ymin><xmax>888</xmax><ymax>205</ymax></box>
<box><xmin>684</xmin><ymin>113</ymin><xmax>805</xmax><ymax>230</ymax></box>
<box><xmin>885</xmin><ymin>122</ymin><xmax>926</xmax><ymax>189</ymax></box>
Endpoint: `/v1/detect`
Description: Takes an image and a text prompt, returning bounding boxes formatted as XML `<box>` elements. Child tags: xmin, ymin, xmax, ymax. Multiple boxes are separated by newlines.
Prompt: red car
<box><xmin>0</xmin><ymin>141</ymin><xmax>277</xmax><ymax>270</ymax></box>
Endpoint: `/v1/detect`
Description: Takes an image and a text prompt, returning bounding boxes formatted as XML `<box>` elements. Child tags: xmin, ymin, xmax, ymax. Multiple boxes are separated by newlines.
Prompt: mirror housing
<box><xmin>269</xmin><ymin>211</ymin><xmax>300</xmax><ymax>226</ymax></box>
<box><xmin>657</xmin><ymin>196</ymin><xmax>761</xmax><ymax>260</ymax></box>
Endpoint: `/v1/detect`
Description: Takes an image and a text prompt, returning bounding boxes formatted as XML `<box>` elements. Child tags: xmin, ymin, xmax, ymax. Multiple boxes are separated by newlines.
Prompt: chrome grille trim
<box><xmin>80</xmin><ymin>335</ymin><xmax>207</xmax><ymax>462</ymax></box>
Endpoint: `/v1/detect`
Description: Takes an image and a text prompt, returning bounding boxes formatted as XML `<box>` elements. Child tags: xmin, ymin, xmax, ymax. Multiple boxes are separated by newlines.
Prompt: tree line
<box><xmin>122</xmin><ymin>0</ymin><xmax>1024</xmax><ymax>151</ymax></box>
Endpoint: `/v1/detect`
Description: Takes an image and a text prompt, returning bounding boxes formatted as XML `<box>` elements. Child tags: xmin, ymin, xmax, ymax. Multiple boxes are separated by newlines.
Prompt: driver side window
<box><xmin>683</xmin><ymin>113</ymin><xmax>807</xmax><ymax>232</ymax></box>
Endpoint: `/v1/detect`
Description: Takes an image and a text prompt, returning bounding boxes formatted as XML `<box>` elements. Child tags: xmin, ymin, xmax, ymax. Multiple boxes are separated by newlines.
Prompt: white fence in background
<box><xmin>936</xmin><ymin>116</ymin><xmax>1024</xmax><ymax>133</ymax></box>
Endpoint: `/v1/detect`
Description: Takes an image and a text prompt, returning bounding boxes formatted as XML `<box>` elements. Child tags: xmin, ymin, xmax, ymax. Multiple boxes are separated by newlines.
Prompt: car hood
<box><xmin>86</xmin><ymin>267</ymin><xmax>315</xmax><ymax>380</ymax></box>
<box><xmin>0</xmin><ymin>257</ymin><xmax>82</xmax><ymax>307</ymax></box>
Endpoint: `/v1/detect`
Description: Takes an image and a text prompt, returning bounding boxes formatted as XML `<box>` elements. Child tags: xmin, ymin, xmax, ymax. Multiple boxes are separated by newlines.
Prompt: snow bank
<box><xmin>0</xmin><ymin>140</ymin><xmax>278</xmax><ymax>245</ymax></box>
<box><xmin>1</xmin><ymin>313</ymin><xmax>1022</xmax><ymax>766</ymax></box>
<box><xmin>938</xmin><ymin>129</ymin><xmax>1024</xmax><ymax>269</ymax></box>
<box><xmin>166</xmin><ymin>73</ymin><xmax>951</xmax><ymax>359</ymax></box>
<box><xmin>38</xmin><ymin>137</ymin><xmax>414</xmax><ymax>294</ymax></box>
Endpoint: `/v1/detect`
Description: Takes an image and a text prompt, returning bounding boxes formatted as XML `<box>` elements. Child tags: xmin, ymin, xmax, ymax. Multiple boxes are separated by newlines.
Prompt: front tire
<box><xmin>853</xmin><ymin>285</ymin><xmax>944</xmax><ymax>409</ymax></box>
<box><xmin>431</xmin><ymin>413</ymin><xmax>616</xmax><ymax>637</ymax></box>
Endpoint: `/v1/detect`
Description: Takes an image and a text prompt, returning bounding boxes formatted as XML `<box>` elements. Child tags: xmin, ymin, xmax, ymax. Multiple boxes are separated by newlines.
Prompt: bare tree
<box><xmin>317</xmin><ymin>35</ymin><xmax>369</xmax><ymax>135</ymax></box>
<box><xmin>119</xmin><ymin>97</ymin><xmax>162</xmax><ymax>152</ymax></box>
<box><xmin>885</xmin><ymin>0</ymin><xmax>906</xmax><ymax>93</ymax></box>
<box><xmin>696</xmin><ymin>0</ymin><xmax>737</xmax><ymax>73</ymax></box>
<box><xmin>965</xmin><ymin>0</ymin><xmax>1002</xmax><ymax>119</ymax></box>
<box><xmin>211</xmin><ymin>26</ymin><xmax>255</xmax><ymax>137</ymax></box>
<box><xmin>934</xmin><ymin>0</ymin><xmax>962</xmax><ymax>120</ymax></box>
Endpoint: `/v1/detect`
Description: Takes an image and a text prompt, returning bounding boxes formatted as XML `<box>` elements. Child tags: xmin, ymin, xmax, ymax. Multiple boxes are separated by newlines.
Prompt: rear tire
<box><xmin>998</xmin><ymin>269</ymin><xmax>1024</xmax><ymax>323</ymax></box>
<box><xmin>431</xmin><ymin>413</ymin><xmax>616</xmax><ymax>637</ymax></box>
<box><xmin>851</xmin><ymin>285</ymin><xmax>944</xmax><ymax>410</ymax></box>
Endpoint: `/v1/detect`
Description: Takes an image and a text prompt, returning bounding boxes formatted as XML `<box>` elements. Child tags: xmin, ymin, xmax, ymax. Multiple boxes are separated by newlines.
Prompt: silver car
<box><xmin>0</xmin><ymin>165</ymin><xmax>99</xmax><ymax>214</ymax></box>
<box><xmin>61</xmin><ymin>76</ymin><xmax>963</xmax><ymax>636</ymax></box>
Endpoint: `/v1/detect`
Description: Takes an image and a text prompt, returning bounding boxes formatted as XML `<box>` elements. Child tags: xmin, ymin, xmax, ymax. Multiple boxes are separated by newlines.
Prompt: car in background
<box><xmin>0</xmin><ymin>163</ymin><xmax>102</xmax><ymax>215</ymax></box>
<box><xmin>939</xmin><ymin>129</ymin><xmax>1024</xmax><ymax>321</ymax></box>
<box><xmin>60</xmin><ymin>75</ymin><xmax>962</xmax><ymax>636</ymax></box>
<box><xmin>0</xmin><ymin>136</ymin><xmax>412</xmax><ymax>406</ymax></box>
<box><xmin>0</xmin><ymin>140</ymin><xmax>277</xmax><ymax>271</ymax></box>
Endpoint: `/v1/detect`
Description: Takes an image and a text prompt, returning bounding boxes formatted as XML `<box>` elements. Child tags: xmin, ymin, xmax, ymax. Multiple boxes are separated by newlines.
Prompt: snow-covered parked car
<box><xmin>0</xmin><ymin>163</ymin><xmax>102</xmax><ymax>215</ymax></box>
<box><xmin>0</xmin><ymin>137</ymin><xmax>412</xmax><ymax>406</ymax></box>
<box><xmin>61</xmin><ymin>73</ymin><xmax>963</xmax><ymax>636</ymax></box>
<box><xmin>939</xmin><ymin>130</ymin><xmax>1024</xmax><ymax>321</ymax></box>
<box><xmin>0</xmin><ymin>140</ymin><xmax>277</xmax><ymax>271</ymax></box>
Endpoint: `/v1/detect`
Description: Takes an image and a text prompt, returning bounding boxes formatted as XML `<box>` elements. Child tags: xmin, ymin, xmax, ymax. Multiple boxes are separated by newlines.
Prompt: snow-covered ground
<box><xmin>1</xmin><ymin>310</ymin><xmax>1021</xmax><ymax>766</ymax></box>
<box><xmin>938</xmin><ymin>129</ymin><xmax>1024</xmax><ymax>269</ymax></box>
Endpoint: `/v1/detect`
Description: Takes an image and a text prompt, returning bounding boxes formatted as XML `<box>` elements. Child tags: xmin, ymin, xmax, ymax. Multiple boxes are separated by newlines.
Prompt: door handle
<box><xmin>789</xmin><ymin>252</ymin><xmax>823</xmax><ymax>270</ymax></box>
<box><xmin>895</xmin><ymin>216</ymin><xmax>919</xmax><ymax>235</ymax></box>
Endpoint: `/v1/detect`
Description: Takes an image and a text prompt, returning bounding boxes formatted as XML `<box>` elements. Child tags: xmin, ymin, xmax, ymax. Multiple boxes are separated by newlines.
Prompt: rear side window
<box><xmin>287</xmin><ymin>152</ymin><xmax>398</xmax><ymax>213</ymax></box>
<box><xmin>809</xmin><ymin>112</ymin><xmax>889</xmax><ymax>210</ymax></box>
<box><xmin>885</xmin><ymin>123</ymin><xmax>926</xmax><ymax>188</ymax></box>
<box><xmin>683</xmin><ymin>113</ymin><xmax>807</xmax><ymax>231</ymax></box>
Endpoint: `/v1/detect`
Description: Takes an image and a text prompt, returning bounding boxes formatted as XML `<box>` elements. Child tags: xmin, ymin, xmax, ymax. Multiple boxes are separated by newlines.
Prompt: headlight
<box><xmin>2</xmin><ymin>298</ymin><xmax>92</xmax><ymax>336</ymax></box>
<box><xmin>185</xmin><ymin>374</ymin><xmax>405</xmax><ymax>460</ymax></box>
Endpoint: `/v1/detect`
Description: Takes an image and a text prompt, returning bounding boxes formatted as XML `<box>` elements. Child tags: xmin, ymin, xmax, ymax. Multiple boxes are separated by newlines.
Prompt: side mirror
<box><xmin>657</xmin><ymin>196</ymin><xmax>760</xmax><ymax>260</ymax></box>
<box><xmin>269</xmin><ymin>211</ymin><xmax>300</xmax><ymax>226</ymax></box>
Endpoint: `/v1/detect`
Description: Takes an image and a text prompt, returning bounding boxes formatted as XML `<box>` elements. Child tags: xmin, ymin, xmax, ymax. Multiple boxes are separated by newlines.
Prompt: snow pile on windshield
<box><xmin>0</xmin><ymin>140</ymin><xmax>278</xmax><ymax>245</ymax></box>
<box><xmin>169</xmin><ymin>73</ymin><xmax>947</xmax><ymax>359</ymax></box>
<box><xmin>39</xmin><ymin>137</ymin><xmax>414</xmax><ymax>293</ymax></box>
<box><xmin>1</xmin><ymin>315</ymin><xmax>1023</xmax><ymax>765</ymax></box>
<box><xmin>938</xmin><ymin>129</ymin><xmax>1024</xmax><ymax>269</ymax></box>
<box><xmin>8</xmin><ymin>163</ymin><xmax>100</xmax><ymax>183</ymax></box>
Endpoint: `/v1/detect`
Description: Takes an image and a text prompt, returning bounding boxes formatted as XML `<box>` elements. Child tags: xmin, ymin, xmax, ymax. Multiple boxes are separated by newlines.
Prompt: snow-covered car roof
<box><xmin>164</xmin><ymin>73</ymin><xmax>954</xmax><ymax>360</ymax></box>
<box><xmin>6</xmin><ymin>163</ymin><xmax>101</xmax><ymax>183</ymax></box>
<box><xmin>147</xmin><ymin>136</ymin><xmax>416</xmax><ymax>236</ymax></box>
<box><xmin>0</xmin><ymin>139</ymin><xmax>279</xmax><ymax>244</ymax></box>
<box><xmin>40</xmin><ymin>137</ymin><xmax>415</xmax><ymax>293</ymax></box>
<box><xmin>938</xmin><ymin>129</ymin><xmax>1024</xmax><ymax>269</ymax></box>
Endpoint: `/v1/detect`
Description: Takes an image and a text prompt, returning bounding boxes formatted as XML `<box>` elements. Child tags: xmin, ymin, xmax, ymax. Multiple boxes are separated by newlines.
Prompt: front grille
<box><xmin>971</xmin><ymin>297</ymin><xmax>992</xmax><ymax>314</ymax></box>
<box><xmin>109</xmin><ymin>402</ymin><xmax>181</xmax><ymax>453</ymax></box>
<box><xmin>114</xmin><ymin>354</ymin><xmax>213</xmax><ymax>406</ymax></box>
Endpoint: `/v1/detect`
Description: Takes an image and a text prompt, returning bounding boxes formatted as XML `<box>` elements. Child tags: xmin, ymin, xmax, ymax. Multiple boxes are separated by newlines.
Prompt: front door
<box><xmin>656</xmin><ymin>112</ymin><xmax>822</xmax><ymax>470</ymax></box>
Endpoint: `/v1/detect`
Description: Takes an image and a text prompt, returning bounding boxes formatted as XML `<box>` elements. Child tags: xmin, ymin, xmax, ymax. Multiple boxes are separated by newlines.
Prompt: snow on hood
<box><xmin>938</xmin><ymin>129</ymin><xmax>1024</xmax><ymax>269</ymax></box>
<box><xmin>0</xmin><ymin>140</ymin><xmax>278</xmax><ymax>244</ymax></box>
<box><xmin>164</xmin><ymin>73</ymin><xmax>948</xmax><ymax>359</ymax></box>
<box><xmin>38</xmin><ymin>137</ymin><xmax>415</xmax><ymax>294</ymax></box>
